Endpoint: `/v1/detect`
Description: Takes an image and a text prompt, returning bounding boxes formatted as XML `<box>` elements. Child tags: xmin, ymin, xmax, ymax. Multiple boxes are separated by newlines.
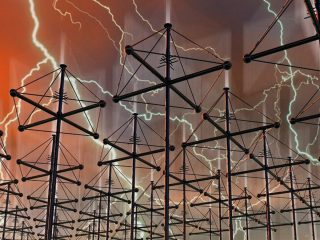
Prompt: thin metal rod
<box><xmin>130</xmin><ymin>113</ymin><xmax>138</xmax><ymax>240</ymax></box>
<box><xmin>102</xmin><ymin>140</ymin><xmax>160</xmax><ymax>170</ymax></box>
<box><xmin>184</xmin><ymin>121</ymin><xmax>278</xmax><ymax>148</ymax></box>
<box><xmin>164</xmin><ymin>22</ymin><xmax>172</xmax><ymax>240</ymax></box>
<box><xmin>113</xmin><ymin>60</ymin><xmax>227</xmax><ymax>111</ymax></box>
<box><xmin>13</xmin><ymin>206</ymin><xmax>18</xmax><ymax>240</ymax></box>
<box><xmin>258</xmin><ymin>184</ymin><xmax>320</xmax><ymax>197</ymax></box>
<box><xmin>263</xmin><ymin>130</ymin><xmax>272</xmax><ymax>240</ymax></box>
<box><xmin>21</xmin><ymin>102</ymin><xmax>103</xmax><ymax>131</ymax></box>
<box><xmin>225</xmin><ymin>87</ymin><xmax>233</xmax><ymax>240</ymax></box>
<box><xmin>291</xmin><ymin>113</ymin><xmax>320</xmax><ymax>124</ymax></box>
<box><xmin>53</xmin><ymin>199</ymin><xmax>59</xmax><ymax>238</ymax></box>
<box><xmin>231</xmin><ymin>159</ymin><xmax>308</xmax><ymax>176</ymax></box>
<box><xmin>282</xmin><ymin>205</ymin><xmax>320</xmax><ymax>213</ymax></box>
<box><xmin>106</xmin><ymin>163</ymin><xmax>112</xmax><ymax>239</ymax></box>
<box><xmin>97</xmin><ymin>193</ymin><xmax>102</xmax><ymax>240</ymax></box>
<box><xmin>150</xmin><ymin>181</ymin><xmax>154</xmax><ymax>240</ymax></box>
<box><xmin>183</xmin><ymin>147</ymin><xmax>187</xmax><ymax>240</ymax></box>
<box><xmin>249</xmin><ymin>153</ymin><xmax>319</xmax><ymax>215</ymax></box>
<box><xmin>289</xmin><ymin>157</ymin><xmax>297</xmax><ymax>240</ymax></box>
<box><xmin>100</xmin><ymin>148</ymin><xmax>164</xmax><ymax>166</ymax></box>
<box><xmin>218</xmin><ymin>170</ymin><xmax>222</xmax><ymax>240</ymax></box>
<box><xmin>244</xmin><ymin>223</ymin><xmax>292</xmax><ymax>230</ymax></box>
<box><xmin>21</xmin><ymin>221</ymin><xmax>25</xmax><ymax>239</ymax></box>
<box><xmin>209</xmin><ymin>208</ymin><xmax>212</xmax><ymax>240</ymax></box>
<box><xmin>45</xmin><ymin>138</ymin><xmax>57</xmax><ymax>239</ymax></box>
<box><xmin>245</xmin><ymin>187</ymin><xmax>249</xmax><ymax>240</ymax></box>
<box><xmin>135</xmin><ymin>205</ymin><xmax>138</xmax><ymax>238</ymax></box>
<box><xmin>2</xmin><ymin>183</ymin><xmax>10</xmax><ymax>240</ymax></box>
<box><xmin>154</xmin><ymin>175</ymin><xmax>218</xmax><ymax>190</ymax></box>
<box><xmin>117</xmin><ymin>48</ymin><xmax>200</xmax><ymax>111</ymax></box>
<box><xmin>244</xmin><ymin>35</ymin><xmax>319</xmax><ymax>63</ymax></box>
<box><xmin>308</xmin><ymin>178</ymin><xmax>315</xmax><ymax>240</ymax></box>
<box><xmin>93</xmin><ymin>210</ymin><xmax>96</xmax><ymax>240</ymax></box>
<box><xmin>305</xmin><ymin>0</ymin><xmax>320</xmax><ymax>34</ymax></box>
<box><xmin>124</xmin><ymin>219</ymin><xmax>127</xmax><ymax>239</ymax></box>
<box><xmin>45</xmin><ymin>64</ymin><xmax>66</xmax><ymax>240</ymax></box>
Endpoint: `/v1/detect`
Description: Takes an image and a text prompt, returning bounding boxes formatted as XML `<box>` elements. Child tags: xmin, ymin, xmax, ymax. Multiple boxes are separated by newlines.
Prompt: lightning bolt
<box><xmin>21</xmin><ymin>1</ymin><xmax>269</xmax><ymax>238</ymax></box>
<box><xmin>2</xmin><ymin>0</ymin><xmax>318</xmax><ymax>239</ymax></box>
<box><xmin>261</xmin><ymin>0</ymin><xmax>320</xmax><ymax>163</ymax></box>
<box><xmin>53</xmin><ymin>0</ymin><xmax>82</xmax><ymax>29</ymax></box>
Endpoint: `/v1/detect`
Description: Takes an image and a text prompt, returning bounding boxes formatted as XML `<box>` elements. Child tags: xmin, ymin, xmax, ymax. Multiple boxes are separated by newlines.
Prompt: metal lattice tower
<box><xmin>10</xmin><ymin>64</ymin><xmax>106</xmax><ymax>239</ymax></box>
<box><xmin>112</xmin><ymin>22</ymin><xmax>231</xmax><ymax>240</ymax></box>
<box><xmin>77</xmin><ymin>112</ymin><xmax>173</xmax><ymax>239</ymax></box>
<box><xmin>0</xmin><ymin>130</ymin><xmax>35</xmax><ymax>240</ymax></box>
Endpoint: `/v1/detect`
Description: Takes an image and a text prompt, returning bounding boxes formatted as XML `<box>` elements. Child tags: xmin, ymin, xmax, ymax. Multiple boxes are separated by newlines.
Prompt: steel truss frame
<box><xmin>0</xmin><ymin>130</ymin><xmax>35</xmax><ymax>240</ymax></box>
<box><xmin>111</xmin><ymin>22</ymin><xmax>231</xmax><ymax>240</ymax></box>
<box><xmin>10</xmin><ymin>64</ymin><xmax>105</xmax><ymax>240</ymax></box>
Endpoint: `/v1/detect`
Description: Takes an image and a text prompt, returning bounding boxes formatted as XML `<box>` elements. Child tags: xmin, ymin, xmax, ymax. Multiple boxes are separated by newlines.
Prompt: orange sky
<box><xmin>0</xmin><ymin>1</ymin><xmax>320</xmax><ymax>239</ymax></box>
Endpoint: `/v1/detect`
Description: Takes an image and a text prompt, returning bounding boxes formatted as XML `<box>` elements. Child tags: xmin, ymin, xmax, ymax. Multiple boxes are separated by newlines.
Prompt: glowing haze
<box><xmin>0</xmin><ymin>0</ymin><xmax>319</xmax><ymax>239</ymax></box>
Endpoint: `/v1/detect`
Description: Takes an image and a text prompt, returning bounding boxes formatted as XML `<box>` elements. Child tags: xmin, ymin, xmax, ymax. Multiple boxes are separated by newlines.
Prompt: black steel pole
<box><xmin>150</xmin><ymin>181</ymin><xmax>154</xmax><ymax>240</ymax></box>
<box><xmin>124</xmin><ymin>220</ymin><xmax>127</xmax><ymax>240</ymax></box>
<box><xmin>289</xmin><ymin>157</ymin><xmax>297</xmax><ymax>240</ymax></box>
<box><xmin>263</xmin><ymin>130</ymin><xmax>272</xmax><ymax>240</ymax></box>
<box><xmin>98</xmin><ymin>192</ymin><xmax>102</xmax><ymax>240</ymax></box>
<box><xmin>45</xmin><ymin>135</ymin><xmax>57</xmax><ymax>240</ymax></box>
<box><xmin>45</xmin><ymin>64</ymin><xmax>66</xmax><ymax>240</ymax></box>
<box><xmin>93</xmin><ymin>210</ymin><xmax>96</xmax><ymax>240</ymax></box>
<box><xmin>135</xmin><ymin>205</ymin><xmax>138</xmax><ymax>238</ymax></box>
<box><xmin>53</xmin><ymin>200</ymin><xmax>58</xmax><ymax>239</ymax></box>
<box><xmin>183</xmin><ymin>147</ymin><xmax>187</xmax><ymax>240</ymax></box>
<box><xmin>224</xmin><ymin>87</ymin><xmax>233</xmax><ymax>240</ymax></box>
<box><xmin>244</xmin><ymin>35</ymin><xmax>319</xmax><ymax>63</ymax></box>
<box><xmin>21</xmin><ymin>221</ymin><xmax>24</xmax><ymax>240</ymax></box>
<box><xmin>308</xmin><ymin>178</ymin><xmax>315</xmax><ymax>240</ymax></box>
<box><xmin>305</xmin><ymin>0</ymin><xmax>320</xmax><ymax>34</ymax></box>
<box><xmin>106</xmin><ymin>163</ymin><xmax>112</xmax><ymax>240</ymax></box>
<box><xmin>244</xmin><ymin>187</ymin><xmax>249</xmax><ymax>240</ymax></box>
<box><xmin>209</xmin><ymin>208</ymin><xmax>212</xmax><ymax>240</ymax></box>
<box><xmin>218</xmin><ymin>169</ymin><xmax>222</xmax><ymax>240</ymax></box>
<box><xmin>164</xmin><ymin>22</ymin><xmax>172</xmax><ymax>240</ymax></box>
<box><xmin>130</xmin><ymin>113</ymin><xmax>138</xmax><ymax>240</ymax></box>
<box><xmin>2</xmin><ymin>183</ymin><xmax>10</xmax><ymax>240</ymax></box>
<box><xmin>13</xmin><ymin>206</ymin><xmax>18</xmax><ymax>240</ymax></box>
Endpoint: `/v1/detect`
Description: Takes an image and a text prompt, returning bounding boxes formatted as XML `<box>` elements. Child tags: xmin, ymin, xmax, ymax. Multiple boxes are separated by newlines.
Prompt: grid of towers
<box><xmin>0</xmin><ymin>0</ymin><xmax>319</xmax><ymax>239</ymax></box>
